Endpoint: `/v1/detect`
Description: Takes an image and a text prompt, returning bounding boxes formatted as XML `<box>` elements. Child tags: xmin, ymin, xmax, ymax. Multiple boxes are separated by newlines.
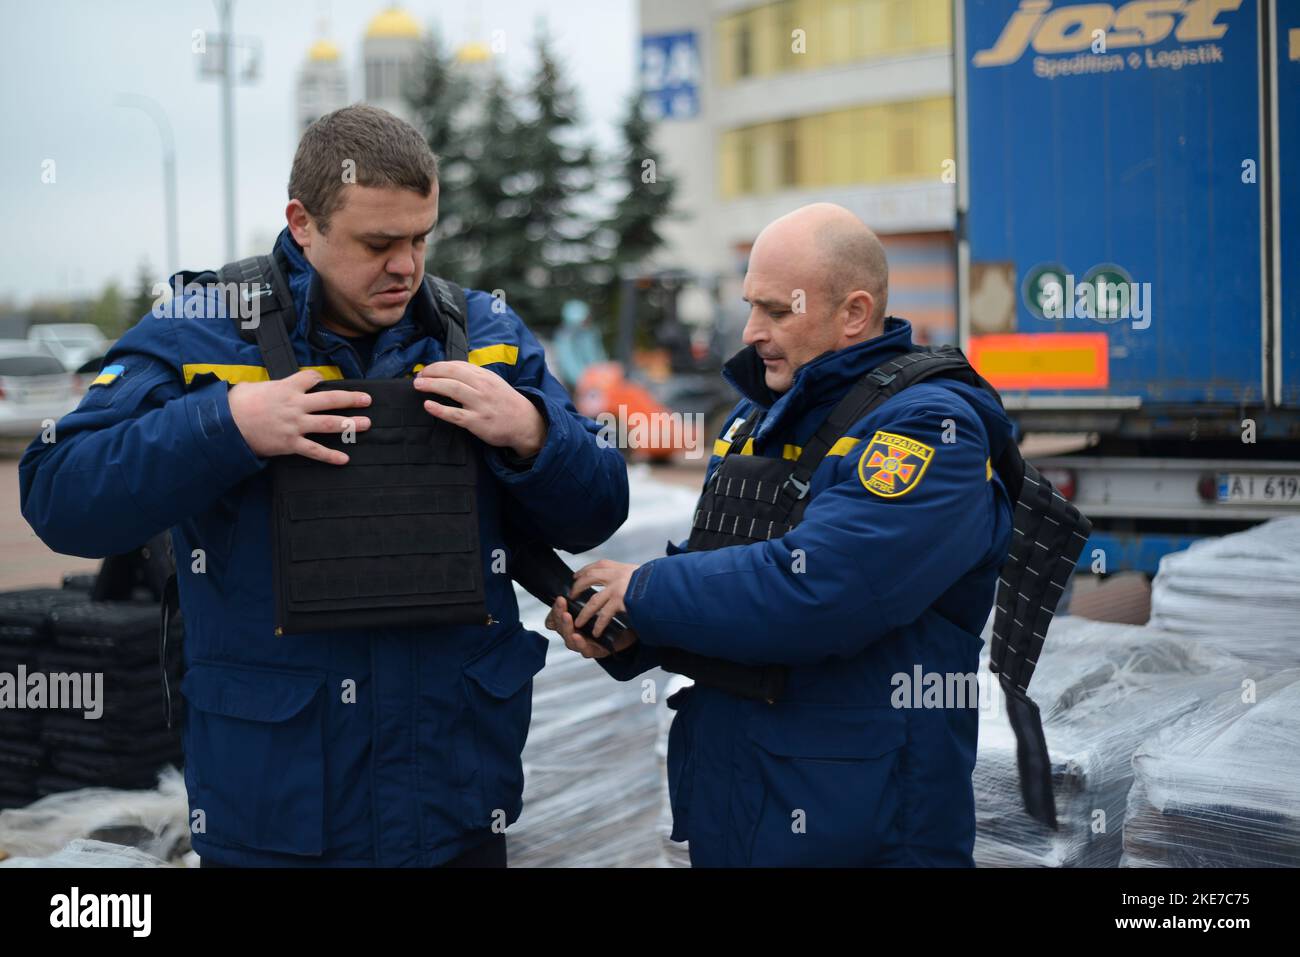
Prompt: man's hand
<box><xmin>546</xmin><ymin>596</ymin><xmax>637</xmax><ymax>659</ymax></box>
<box><xmin>228</xmin><ymin>369</ymin><xmax>372</xmax><ymax>465</ymax></box>
<box><xmin>413</xmin><ymin>361</ymin><xmax>547</xmax><ymax>457</ymax></box>
<box><xmin>569</xmin><ymin>559</ymin><xmax>640</xmax><ymax>641</ymax></box>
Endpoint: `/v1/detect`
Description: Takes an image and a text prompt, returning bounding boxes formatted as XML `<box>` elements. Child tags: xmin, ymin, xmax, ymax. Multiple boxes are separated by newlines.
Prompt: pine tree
<box><xmin>601</xmin><ymin>90</ymin><xmax>678</xmax><ymax>271</ymax></box>
<box><xmin>426</xmin><ymin>69</ymin><xmax>531</xmax><ymax>296</ymax></box>
<box><xmin>506</xmin><ymin>26</ymin><xmax>599</xmax><ymax>327</ymax></box>
<box><xmin>406</xmin><ymin>32</ymin><xmax>468</xmax><ymax>162</ymax></box>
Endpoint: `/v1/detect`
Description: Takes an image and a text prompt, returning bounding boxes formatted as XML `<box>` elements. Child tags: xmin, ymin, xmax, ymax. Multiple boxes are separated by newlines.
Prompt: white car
<box><xmin>27</xmin><ymin>323</ymin><xmax>108</xmax><ymax>372</ymax></box>
<box><xmin>0</xmin><ymin>343</ymin><xmax>79</xmax><ymax>438</ymax></box>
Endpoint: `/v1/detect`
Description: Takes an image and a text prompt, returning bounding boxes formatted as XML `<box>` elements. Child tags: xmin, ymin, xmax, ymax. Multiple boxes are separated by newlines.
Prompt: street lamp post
<box><xmin>114</xmin><ymin>94</ymin><xmax>179</xmax><ymax>277</ymax></box>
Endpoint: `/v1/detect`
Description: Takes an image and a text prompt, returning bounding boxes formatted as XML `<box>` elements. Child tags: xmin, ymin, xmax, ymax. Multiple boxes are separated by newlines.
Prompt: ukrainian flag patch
<box><xmin>857</xmin><ymin>430</ymin><xmax>935</xmax><ymax>498</ymax></box>
<box><xmin>89</xmin><ymin>364</ymin><xmax>124</xmax><ymax>388</ymax></box>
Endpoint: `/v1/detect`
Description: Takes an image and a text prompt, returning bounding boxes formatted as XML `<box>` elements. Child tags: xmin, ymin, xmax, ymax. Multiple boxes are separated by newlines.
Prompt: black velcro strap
<box><xmin>659</xmin><ymin>648</ymin><xmax>787</xmax><ymax>704</ymax></box>
<box><xmin>988</xmin><ymin>449</ymin><xmax>1092</xmax><ymax>828</ymax></box>
<box><xmin>1000</xmin><ymin>674</ymin><xmax>1057</xmax><ymax>829</ymax></box>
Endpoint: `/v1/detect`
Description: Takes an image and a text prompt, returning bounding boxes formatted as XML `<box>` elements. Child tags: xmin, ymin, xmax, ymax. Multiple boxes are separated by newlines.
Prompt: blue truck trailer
<box><xmin>956</xmin><ymin>0</ymin><xmax>1300</xmax><ymax>572</ymax></box>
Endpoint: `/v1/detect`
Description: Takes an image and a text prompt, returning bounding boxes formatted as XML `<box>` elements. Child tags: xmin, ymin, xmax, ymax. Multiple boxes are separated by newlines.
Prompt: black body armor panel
<box><xmin>216</xmin><ymin>255</ymin><xmax>488</xmax><ymax>635</ymax></box>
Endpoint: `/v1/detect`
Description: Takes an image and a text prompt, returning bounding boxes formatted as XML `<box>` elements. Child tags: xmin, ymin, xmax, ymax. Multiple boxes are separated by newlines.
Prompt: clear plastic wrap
<box><xmin>0</xmin><ymin>837</ymin><xmax>170</xmax><ymax>868</ymax></box>
<box><xmin>1121</xmin><ymin>671</ymin><xmax>1300</xmax><ymax>867</ymax></box>
<box><xmin>974</xmin><ymin>617</ymin><xmax>1251</xmax><ymax>868</ymax></box>
<box><xmin>505</xmin><ymin>466</ymin><xmax>699</xmax><ymax>867</ymax></box>
<box><xmin>1148</xmin><ymin>516</ymin><xmax>1300</xmax><ymax>668</ymax></box>
<box><xmin>0</xmin><ymin>765</ymin><xmax>189</xmax><ymax>862</ymax></box>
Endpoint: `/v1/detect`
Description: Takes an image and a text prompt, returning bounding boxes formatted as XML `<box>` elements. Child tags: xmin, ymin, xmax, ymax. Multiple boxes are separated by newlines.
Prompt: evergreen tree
<box><xmin>600</xmin><ymin>90</ymin><xmax>678</xmax><ymax>271</ymax></box>
<box><xmin>406</xmin><ymin>31</ymin><xmax>468</xmax><ymax>162</ymax></box>
<box><xmin>506</xmin><ymin>26</ymin><xmax>599</xmax><ymax>327</ymax></box>
<box><xmin>427</xmin><ymin>69</ymin><xmax>532</xmax><ymax>296</ymax></box>
<box><xmin>128</xmin><ymin>261</ymin><xmax>158</xmax><ymax>324</ymax></box>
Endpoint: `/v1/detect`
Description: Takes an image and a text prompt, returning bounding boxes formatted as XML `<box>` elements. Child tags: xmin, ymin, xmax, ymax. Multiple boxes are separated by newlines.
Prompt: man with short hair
<box><xmin>547</xmin><ymin>203</ymin><xmax>1016</xmax><ymax>867</ymax></box>
<box><xmin>21</xmin><ymin>104</ymin><xmax>629</xmax><ymax>867</ymax></box>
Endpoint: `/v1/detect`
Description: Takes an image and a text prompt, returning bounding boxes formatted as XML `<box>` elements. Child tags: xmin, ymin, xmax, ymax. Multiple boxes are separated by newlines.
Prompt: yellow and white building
<box><xmin>641</xmin><ymin>0</ymin><xmax>958</xmax><ymax>340</ymax></box>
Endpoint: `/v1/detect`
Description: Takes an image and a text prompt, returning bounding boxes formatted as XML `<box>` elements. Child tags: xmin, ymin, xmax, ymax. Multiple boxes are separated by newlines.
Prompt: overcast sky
<box><xmin>0</xmin><ymin>0</ymin><xmax>637</xmax><ymax>306</ymax></box>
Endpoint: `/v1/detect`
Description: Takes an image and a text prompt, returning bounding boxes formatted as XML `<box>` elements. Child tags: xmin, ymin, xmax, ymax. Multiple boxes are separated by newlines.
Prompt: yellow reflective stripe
<box><xmin>827</xmin><ymin>437</ymin><xmax>861</xmax><ymax>457</ymax></box>
<box><xmin>715</xmin><ymin>436</ymin><xmax>862</xmax><ymax>460</ymax></box>
<box><xmin>182</xmin><ymin>364</ymin><xmax>342</xmax><ymax>385</ymax></box>
<box><xmin>468</xmin><ymin>344</ymin><xmax>519</xmax><ymax>367</ymax></box>
<box><xmin>714</xmin><ymin>437</ymin><xmax>757</xmax><ymax>457</ymax></box>
<box><xmin>986</xmin><ymin>458</ymin><xmax>993</xmax><ymax>481</ymax></box>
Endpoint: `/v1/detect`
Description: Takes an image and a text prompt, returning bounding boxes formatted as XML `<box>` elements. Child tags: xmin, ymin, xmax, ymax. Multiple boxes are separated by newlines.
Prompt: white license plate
<box><xmin>1217</xmin><ymin>473</ymin><xmax>1300</xmax><ymax>504</ymax></box>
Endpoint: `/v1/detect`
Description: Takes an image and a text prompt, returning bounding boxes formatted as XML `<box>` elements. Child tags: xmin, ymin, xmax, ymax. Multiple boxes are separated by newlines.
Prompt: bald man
<box><xmin>546</xmin><ymin>204</ymin><xmax>1016</xmax><ymax>867</ymax></box>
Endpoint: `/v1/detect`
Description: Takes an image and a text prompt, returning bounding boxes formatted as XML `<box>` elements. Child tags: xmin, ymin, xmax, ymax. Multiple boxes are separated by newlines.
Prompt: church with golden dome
<box><xmin>295</xmin><ymin>6</ymin><xmax>492</xmax><ymax>133</ymax></box>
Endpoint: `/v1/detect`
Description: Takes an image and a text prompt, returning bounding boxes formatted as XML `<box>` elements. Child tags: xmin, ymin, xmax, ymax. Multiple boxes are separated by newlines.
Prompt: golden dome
<box><xmin>365</xmin><ymin>7</ymin><xmax>423</xmax><ymax>40</ymax></box>
<box><xmin>307</xmin><ymin>38</ymin><xmax>340</xmax><ymax>62</ymax></box>
<box><xmin>455</xmin><ymin>41</ymin><xmax>491</xmax><ymax>63</ymax></box>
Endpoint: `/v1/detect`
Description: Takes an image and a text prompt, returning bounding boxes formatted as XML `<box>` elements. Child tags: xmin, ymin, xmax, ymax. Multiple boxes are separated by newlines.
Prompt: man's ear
<box><xmin>286</xmin><ymin>200</ymin><xmax>314</xmax><ymax>248</ymax></box>
<box><xmin>841</xmin><ymin>290</ymin><xmax>875</xmax><ymax>338</ymax></box>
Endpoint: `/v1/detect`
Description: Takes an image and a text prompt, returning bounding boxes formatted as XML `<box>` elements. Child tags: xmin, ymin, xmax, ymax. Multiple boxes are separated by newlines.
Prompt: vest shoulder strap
<box><xmin>780</xmin><ymin>347</ymin><xmax>987</xmax><ymax>505</ymax></box>
<box><xmin>213</xmin><ymin>253</ymin><xmax>473</xmax><ymax>372</ymax></box>
<box><xmin>427</xmin><ymin>276</ymin><xmax>469</xmax><ymax>363</ymax></box>
<box><xmin>217</xmin><ymin>254</ymin><xmax>300</xmax><ymax>379</ymax></box>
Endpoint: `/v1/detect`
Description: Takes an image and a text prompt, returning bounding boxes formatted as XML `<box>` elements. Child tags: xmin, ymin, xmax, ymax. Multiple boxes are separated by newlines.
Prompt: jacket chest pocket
<box><xmin>181</xmin><ymin>661</ymin><xmax>326</xmax><ymax>857</ymax></box>
<box><xmin>744</xmin><ymin>705</ymin><xmax>907</xmax><ymax>867</ymax></box>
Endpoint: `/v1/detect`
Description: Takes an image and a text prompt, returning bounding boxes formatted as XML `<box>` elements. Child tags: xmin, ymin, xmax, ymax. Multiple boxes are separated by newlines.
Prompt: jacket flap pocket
<box><xmin>748</xmin><ymin>705</ymin><xmax>906</xmax><ymax>760</ymax></box>
<box><xmin>464</xmin><ymin>628</ymin><xmax>549</xmax><ymax>699</ymax></box>
<box><xmin>181</xmin><ymin>661</ymin><xmax>323</xmax><ymax>722</ymax></box>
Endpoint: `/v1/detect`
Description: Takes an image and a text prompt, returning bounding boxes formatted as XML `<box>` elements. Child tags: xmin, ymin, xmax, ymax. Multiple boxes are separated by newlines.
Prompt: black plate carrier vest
<box><xmin>661</xmin><ymin>345</ymin><xmax>1091</xmax><ymax>828</ymax></box>
<box><xmin>217</xmin><ymin>254</ymin><xmax>489</xmax><ymax>636</ymax></box>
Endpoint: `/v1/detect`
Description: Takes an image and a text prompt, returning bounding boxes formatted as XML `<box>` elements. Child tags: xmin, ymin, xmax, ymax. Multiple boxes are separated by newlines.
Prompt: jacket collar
<box><xmin>272</xmin><ymin>228</ymin><xmax>440</xmax><ymax>365</ymax></box>
<box><xmin>722</xmin><ymin>318</ymin><xmax>916</xmax><ymax>440</ymax></box>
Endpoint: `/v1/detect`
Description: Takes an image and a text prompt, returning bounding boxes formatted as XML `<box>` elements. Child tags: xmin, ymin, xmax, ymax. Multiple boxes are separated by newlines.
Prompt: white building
<box><xmin>295</xmin><ymin>36</ymin><xmax>349</xmax><ymax>136</ymax></box>
<box><xmin>639</xmin><ymin>0</ymin><xmax>957</xmax><ymax>341</ymax></box>
<box><xmin>361</xmin><ymin>6</ymin><xmax>425</xmax><ymax>125</ymax></box>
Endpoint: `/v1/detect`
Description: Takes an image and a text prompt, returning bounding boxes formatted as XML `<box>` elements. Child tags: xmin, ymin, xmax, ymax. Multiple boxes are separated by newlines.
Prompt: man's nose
<box><xmin>742</xmin><ymin>308</ymin><xmax>766</xmax><ymax>346</ymax></box>
<box><xmin>386</xmin><ymin>248</ymin><xmax>416</xmax><ymax>278</ymax></box>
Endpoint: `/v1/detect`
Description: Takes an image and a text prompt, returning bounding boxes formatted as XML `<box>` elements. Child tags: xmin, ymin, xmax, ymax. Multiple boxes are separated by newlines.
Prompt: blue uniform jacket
<box><xmin>19</xmin><ymin>229</ymin><xmax>629</xmax><ymax>866</ymax></box>
<box><xmin>602</xmin><ymin>318</ymin><xmax>1014</xmax><ymax>866</ymax></box>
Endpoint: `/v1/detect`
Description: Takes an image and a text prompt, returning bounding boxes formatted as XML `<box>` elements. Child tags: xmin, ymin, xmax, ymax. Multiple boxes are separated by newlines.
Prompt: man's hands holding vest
<box><xmin>413</xmin><ymin>361</ymin><xmax>548</xmax><ymax>458</ymax></box>
<box><xmin>228</xmin><ymin>369</ymin><xmax>373</xmax><ymax>465</ymax></box>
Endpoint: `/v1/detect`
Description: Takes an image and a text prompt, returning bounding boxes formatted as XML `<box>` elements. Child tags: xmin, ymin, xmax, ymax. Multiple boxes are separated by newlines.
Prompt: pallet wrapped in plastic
<box><xmin>974</xmin><ymin>616</ymin><xmax>1250</xmax><ymax>868</ymax></box>
<box><xmin>1148</xmin><ymin>516</ymin><xmax>1300</xmax><ymax>668</ymax></box>
<box><xmin>0</xmin><ymin>766</ymin><xmax>189</xmax><ymax>863</ymax></box>
<box><xmin>1121</xmin><ymin>671</ymin><xmax>1300</xmax><ymax>867</ymax></box>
